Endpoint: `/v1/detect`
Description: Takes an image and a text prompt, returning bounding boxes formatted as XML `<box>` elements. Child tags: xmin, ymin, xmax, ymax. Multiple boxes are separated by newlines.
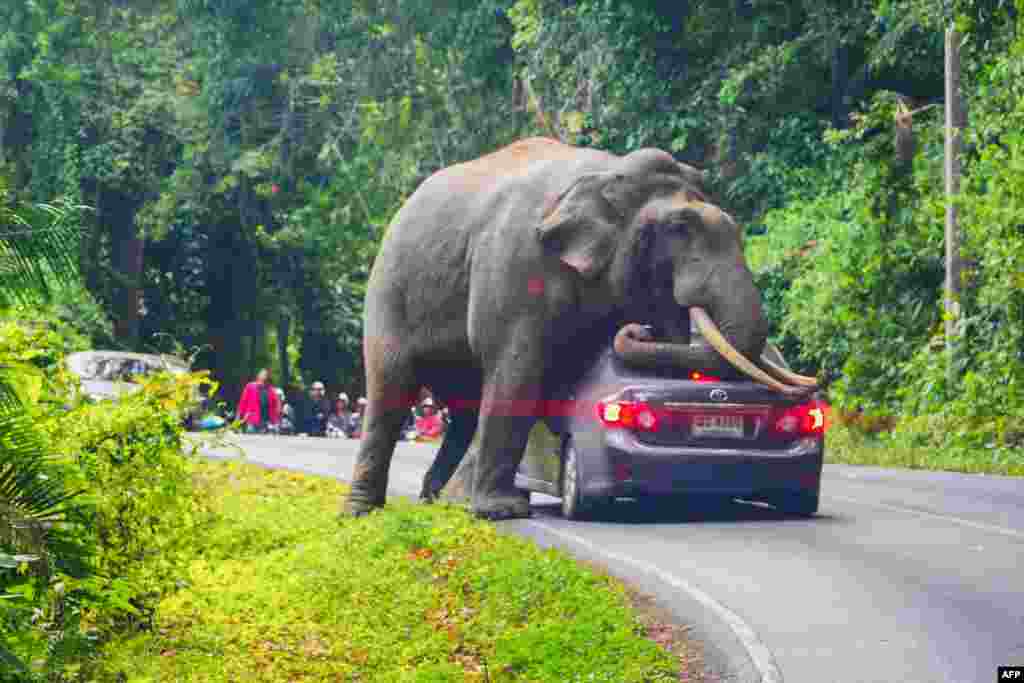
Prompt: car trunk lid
<box><xmin>613</xmin><ymin>380</ymin><xmax>804</xmax><ymax>449</ymax></box>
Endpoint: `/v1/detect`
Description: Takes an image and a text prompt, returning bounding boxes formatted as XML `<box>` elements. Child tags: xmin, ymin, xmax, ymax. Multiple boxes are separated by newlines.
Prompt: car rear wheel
<box><xmin>767</xmin><ymin>490</ymin><xmax>819</xmax><ymax>517</ymax></box>
<box><xmin>561</xmin><ymin>441</ymin><xmax>605</xmax><ymax>520</ymax></box>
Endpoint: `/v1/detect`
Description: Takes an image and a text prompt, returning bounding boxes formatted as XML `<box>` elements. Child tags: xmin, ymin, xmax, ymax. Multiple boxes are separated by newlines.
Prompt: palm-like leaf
<box><xmin>0</xmin><ymin>195</ymin><xmax>84</xmax><ymax>541</ymax></box>
<box><xmin>0</xmin><ymin>401</ymin><xmax>76</xmax><ymax>676</ymax></box>
<box><xmin>0</xmin><ymin>199</ymin><xmax>83</xmax><ymax>308</ymax></box>
<box><xmin>0</xmin><ymin>408</ymin><xmax>80</xmax><ymax>525</ymax></box>
<box><xmin>0</xmin><ymin>639</ymin><xmax>27</xmax><ymax>673</ymax></box>
<box><xmin>0</xmin><ymin>194</ymin><xmax>85</xmax><ymax>672</ymax></box>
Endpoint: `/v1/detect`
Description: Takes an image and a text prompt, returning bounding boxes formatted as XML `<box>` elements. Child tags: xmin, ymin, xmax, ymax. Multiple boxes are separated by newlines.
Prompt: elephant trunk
<box><xmin>614</xmin><ymin>322</ymin><xmax>728</xmax><ymax>374</ymax></box>
<box><xmin>614</xmin><ymin>267</ymin><xmax>818</xmax><ymax>396</ymax></box>
<box><xmin>614</xmin><ymin>315</ymin><xmax>814</xmax><ymax>397</ymax></box>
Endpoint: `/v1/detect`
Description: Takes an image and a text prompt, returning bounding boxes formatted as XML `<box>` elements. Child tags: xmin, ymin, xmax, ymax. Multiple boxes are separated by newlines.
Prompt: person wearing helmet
<box><xmin>299</xmin><ymin>381</ymin><xmax>331</xmax><ymax>436</ymax></box>
<box><xmin>274</xmin><ymin>387</ymin><xmax>294</xmax><ymax>435</ymax></box>
<box><xmin>415</xmin><ymin>397</ymin><xmax>445</xmax><ymax>441</ymax></box>
<box><xmin>327</xmin><ymin>392</ymin><xmax>353</xmax><ymax>438</ymax></box>
<box><xmin>350</xmin><ymin>397</ymin><xmax>368</xmax><ymax>438</ymax></box>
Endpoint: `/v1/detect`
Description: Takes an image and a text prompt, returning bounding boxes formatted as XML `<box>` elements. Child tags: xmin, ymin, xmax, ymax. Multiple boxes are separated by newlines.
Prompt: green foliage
<box><xmin>0</xmin><ymin>178</ymin><xmax>83</xmax><ymax>309</ymax></box>
<box><xmin>750</xmin><ymin>15</ymin><xmax>1023</xmax><ymax>467</ymax></box>
<box><xmin>726</xmin><ymin>114</ymin><xmax>841</xmax><ymax>224</ymax></box>
<box><xmin>3</xmin><ymin>0</ymin><xmax>1024</xmax><ymax>467</ymax></box>
<box><xmin>0</xmin><ymin>393</ymin><xmax>80</xmax><ymax>676</ymax></box>
<box><xmin>891</xmin><ymin>30</ymin><xmax>1024</xmax><ymax>454</ymax></box>
<box><xmin>0</xmin><ymin>313</ymin><xmax>214</xmax><ymax>681</ymax></box>
<box><xmin>98</xmin><ymin>462</ymin><xmax>679</xmax><ymax>682</ymax></box>
<box><xmin>0</xmin><ymin>184</ymin><xmax>93</xmax><ymax>672</ymax></box>
<box><xmin>825</xmin><ymin>420</ymin><xmax>1024</xmax><ymax>475</ymax></box>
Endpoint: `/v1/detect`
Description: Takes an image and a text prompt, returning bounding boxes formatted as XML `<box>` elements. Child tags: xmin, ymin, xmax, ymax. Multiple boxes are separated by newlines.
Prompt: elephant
<box><xmin>343</xmin><ymin>137</ymin><xmax>817</xmax><ymax>521</ymax></box>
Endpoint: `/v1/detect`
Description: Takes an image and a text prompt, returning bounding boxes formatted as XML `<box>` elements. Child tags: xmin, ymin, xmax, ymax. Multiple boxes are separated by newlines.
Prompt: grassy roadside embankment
<box><xmin>825</xmin><ymin>422</ymin><xmax>1024</xmax><ymax>476</ymax></box>
<box><xmin>99</xmin><ymin>460</ymin><xmax>691</xmax><ymax>682</ymax></box>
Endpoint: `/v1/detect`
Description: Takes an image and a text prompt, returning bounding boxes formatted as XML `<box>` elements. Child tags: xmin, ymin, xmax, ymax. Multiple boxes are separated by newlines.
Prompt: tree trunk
<box><xmin>1</xmin><ymin>80</ymin><xmax>34</xmax><ymax>191</ymax></box>
<box><xmin>831</xmin><ymin>43</ymin><xmax>850</xmax><ymax>129</ymax></box>
<box><xmin>205</xmin><ymin>217</ymin><xmax>260</xmax><ymax>405</ymax></box>
<box><xmin>277</xmin><ymin>314</ymin><xmax>291</xmax><ymax>391</ymax></box>
<box><xmin>249</xmin><ymin>318</ymin><xmax>269</xmax><ymax>375</ymax></box>
<box><xmin>108</xmin><ymin>195</ymin><xmax>144</xmax><ymax>348</ymax></box>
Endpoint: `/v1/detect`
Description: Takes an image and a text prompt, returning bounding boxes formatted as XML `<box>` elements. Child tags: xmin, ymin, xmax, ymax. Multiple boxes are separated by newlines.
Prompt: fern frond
<box><xmin>0</xmin><ymin>199</ymin><xmax>85</xmax><ymax>308</ymax></box>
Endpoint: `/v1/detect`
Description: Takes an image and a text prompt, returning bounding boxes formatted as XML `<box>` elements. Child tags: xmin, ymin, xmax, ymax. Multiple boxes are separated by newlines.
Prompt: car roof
<box><xmin>66</xmin><ymin>351</ymin><xmax>190</xmax><ymax>376</ymax></box>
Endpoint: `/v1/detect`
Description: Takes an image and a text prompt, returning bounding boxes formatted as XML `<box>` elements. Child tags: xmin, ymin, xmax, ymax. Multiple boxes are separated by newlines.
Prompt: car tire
<box><xmin>768</xmin><ymin>490</ymin><xmax>819</xmax><ymax>517</ymax></box>
<box><xmin>561</xmin><ymin>441</ymin><xmax>604</xmax><ymax>521</ymax></box>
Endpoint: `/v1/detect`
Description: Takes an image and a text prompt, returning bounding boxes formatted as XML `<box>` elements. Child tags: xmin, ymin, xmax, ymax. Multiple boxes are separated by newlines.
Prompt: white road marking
<box><xmin>526</xmin><ymin>519</ymin><xmax>784</xmax><ymax>683</ymax></box>
<box><xmin>827</xmin><ymin>494</ymin><xmax>1024</xmax><ymax>540</ymax></box>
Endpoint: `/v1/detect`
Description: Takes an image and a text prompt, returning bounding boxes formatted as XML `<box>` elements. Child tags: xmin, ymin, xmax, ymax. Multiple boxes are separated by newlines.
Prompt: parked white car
<box><xmin>65</xmin><ymin>351</ymin><xmax>191</xmax><ymax>403</ymax></box>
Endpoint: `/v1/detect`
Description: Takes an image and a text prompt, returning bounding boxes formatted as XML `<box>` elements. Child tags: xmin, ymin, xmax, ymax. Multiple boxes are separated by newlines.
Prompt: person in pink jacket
<box><xmin>236</xmin><ymin>368</ymin><xmax>281</xmax><ymax>434</ymax></box>
<box><xmin>415</xmin><ymin>397</ymin><xmax>445</xmax><ymax>441</ymax></box>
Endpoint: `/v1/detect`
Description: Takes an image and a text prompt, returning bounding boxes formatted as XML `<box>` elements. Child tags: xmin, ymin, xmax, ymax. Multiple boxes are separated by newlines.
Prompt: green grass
<box><xmin>97</xmin><ymin>461</ymin><xmax>680</xmax><ymax>682</ymax></box>
<box><xmin>825</xmin><ymin>423</ymin><xmax>1024</xmax><ymax>476</ymax></box>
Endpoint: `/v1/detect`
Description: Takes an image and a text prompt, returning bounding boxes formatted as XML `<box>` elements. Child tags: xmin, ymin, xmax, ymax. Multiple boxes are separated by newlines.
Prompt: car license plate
<box><xmin>691</xmin><ymin>414</ymin><xmax>744</xmax><ymax>439</ymax></box>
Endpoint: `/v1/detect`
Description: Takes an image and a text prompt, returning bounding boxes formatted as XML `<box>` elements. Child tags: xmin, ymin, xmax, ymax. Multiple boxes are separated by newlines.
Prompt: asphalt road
<box><xmin>201</xmin><ymin>435</ymin><xmax>1023</xmax><ymax>683</ymax></box>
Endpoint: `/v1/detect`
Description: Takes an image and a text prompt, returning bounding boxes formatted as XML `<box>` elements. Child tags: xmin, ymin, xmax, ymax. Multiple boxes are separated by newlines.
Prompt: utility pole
<box><xmin>944</xmin><ymin>27</ymin><xmax>965</xmax><ymax>385</ymax></box>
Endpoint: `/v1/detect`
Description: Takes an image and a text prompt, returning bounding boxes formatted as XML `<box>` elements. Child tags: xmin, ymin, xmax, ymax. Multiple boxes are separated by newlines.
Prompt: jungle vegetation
<box><xmin>1</xmin><ymin>0</ymin><xmax>1021</xmax><ymax>459</ymax></box>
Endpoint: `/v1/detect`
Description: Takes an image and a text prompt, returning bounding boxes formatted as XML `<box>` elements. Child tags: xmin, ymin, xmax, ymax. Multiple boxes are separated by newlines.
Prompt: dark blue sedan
<box><xmin>514</xmin><ymin>341</ymin><xmax>828</xmax><ymax>520</ymax></box>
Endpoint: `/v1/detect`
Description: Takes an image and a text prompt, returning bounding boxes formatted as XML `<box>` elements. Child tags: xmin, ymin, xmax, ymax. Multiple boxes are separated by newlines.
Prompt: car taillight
<box><xmin>597</xmin><ymin>399</ymin><xmax>660</xmax><ymax>432</ymax></box>
<box><xmin>772</xmin><ymin>400</ymin><xmax>830</xmax><ymax>436</ymax></box>
<box><xmin>689</xmin><ymin>371</ymin><xmax>722</xmax><ymax>383</ymax></box>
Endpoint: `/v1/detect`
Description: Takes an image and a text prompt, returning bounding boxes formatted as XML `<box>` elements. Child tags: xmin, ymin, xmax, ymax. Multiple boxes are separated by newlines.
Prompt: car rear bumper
<box><xmin>580</xmin><ymin>430</ymin><xmax>824</xmax><ymax>499</ymax></box>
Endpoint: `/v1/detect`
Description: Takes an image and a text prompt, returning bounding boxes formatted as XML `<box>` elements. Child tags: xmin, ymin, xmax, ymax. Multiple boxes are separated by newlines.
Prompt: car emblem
<box><xmin>709</xmin><ymin>389</ymin><xmax>729</xmax><ymax>402</ymax></box>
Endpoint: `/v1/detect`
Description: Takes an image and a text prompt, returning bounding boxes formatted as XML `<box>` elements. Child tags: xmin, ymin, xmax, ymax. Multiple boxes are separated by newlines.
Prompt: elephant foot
<box><xmin>471</xmin><ymin>491</ymin><xmax>531</xmax><ymax>521</ymax></box>
<box><xmin>341</xmin><ymin>491</ymin><xmax>385</xmax><ymax>518</ymax></box>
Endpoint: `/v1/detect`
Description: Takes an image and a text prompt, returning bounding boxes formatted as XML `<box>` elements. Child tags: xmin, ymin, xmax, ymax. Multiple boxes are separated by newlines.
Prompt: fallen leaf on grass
<box><xmin>406</xmin><ymin>547</ymin><xmax>434</xmax><ymax>561</ymax></box>
<box><xmin>452</xmin><ymin>651</ymin><xmax>486</xmax><ymax>673</ymax></box>
<box><xmin>302</xmin><ymin>637</ymin><xmax>328</xmax><ymax>657</ymax></box>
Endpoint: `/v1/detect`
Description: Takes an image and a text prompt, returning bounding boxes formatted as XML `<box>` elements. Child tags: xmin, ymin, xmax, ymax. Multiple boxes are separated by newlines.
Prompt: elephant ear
<box><xmin>536</xmin><ymin>172</ymin><xmax>632</xmax><ymax>279</ymax></box>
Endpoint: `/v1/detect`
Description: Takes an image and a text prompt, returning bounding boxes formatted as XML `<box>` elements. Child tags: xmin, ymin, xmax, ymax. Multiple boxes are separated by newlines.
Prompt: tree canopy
<box><xmin>1</xmin><ymin>0</ymin><xmax>1022</xmax><ymax>454</ymax></box>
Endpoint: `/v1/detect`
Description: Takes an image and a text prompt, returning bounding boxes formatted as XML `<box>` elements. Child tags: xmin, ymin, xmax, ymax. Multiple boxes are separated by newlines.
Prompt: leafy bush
<box><xmin>890</xmin><ymin>34</ymin><xmax>1024</xmax><ymax>455</ymax></box>
<box><xmin>751</xmin><ymin>24</ymin><xmax>1024</xmax><ymax>469</ymax></box>
<box><xmin>724</xmin><ymin>113</ymin><xmax>838</xmax><ymax>220</ymax></box>
<box><xmin>0</xmin><ymin>315</ymin><xmax>214</xmax><ymax>681</ymax></box>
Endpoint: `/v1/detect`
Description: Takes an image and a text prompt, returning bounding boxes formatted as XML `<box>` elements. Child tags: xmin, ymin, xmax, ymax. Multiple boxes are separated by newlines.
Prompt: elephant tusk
<box><xmin>690</xmin><ymin>307</ymin><xmax>811</xmax><ymax>397</ymax></box>
<box><xmin>759</xmin><ymin>348</ymin><xmax>819</xmax><ymax>388</ymax></box>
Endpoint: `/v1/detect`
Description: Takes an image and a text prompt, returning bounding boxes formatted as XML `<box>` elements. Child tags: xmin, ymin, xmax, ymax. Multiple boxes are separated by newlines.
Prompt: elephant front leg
<box><xmin>344</xmin><ymin>389</ymin><xmax>416</xmax><ymax>517</ymax></box>
<box><xmin>471</xmin><ymin>356</ymin><xmax>542</xmax><ymax>520</ymax></box>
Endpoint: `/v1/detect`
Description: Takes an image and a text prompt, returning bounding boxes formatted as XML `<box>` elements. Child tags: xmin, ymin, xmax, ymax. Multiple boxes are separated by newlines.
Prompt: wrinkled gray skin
<box><xmin>343</xmin><ymin>137</ymin><xmax>770</xmax><ymax>520</ymax></box>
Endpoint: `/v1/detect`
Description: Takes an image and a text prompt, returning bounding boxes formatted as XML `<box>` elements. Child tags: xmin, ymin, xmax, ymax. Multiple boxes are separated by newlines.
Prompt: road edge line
<box><xmin>526</xmin><ymin>519</ymin><xmax>783</xmax><ymax>683</ymax></box>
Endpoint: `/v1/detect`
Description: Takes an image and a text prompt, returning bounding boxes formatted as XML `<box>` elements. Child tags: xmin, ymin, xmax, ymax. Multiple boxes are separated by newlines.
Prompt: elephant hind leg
<box><xmin>420</xmin><ymin>408</ymin><xmax>479</xmax><ymax>502</ymax></box>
